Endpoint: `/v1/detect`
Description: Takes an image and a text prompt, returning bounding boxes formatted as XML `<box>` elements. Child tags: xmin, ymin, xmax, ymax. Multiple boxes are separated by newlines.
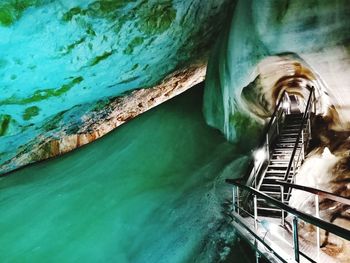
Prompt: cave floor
<box><xmin>236</xmin><ymin>216</ymin><xmax>336</xmax><ymax>263</ymax></box>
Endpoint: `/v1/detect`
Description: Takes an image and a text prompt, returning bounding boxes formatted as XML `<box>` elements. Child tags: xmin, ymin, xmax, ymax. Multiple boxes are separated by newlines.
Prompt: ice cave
<box><xmin>0</xmin><ymin>1</ymin><xmax>349</xmax><ymax>262</ymax></box>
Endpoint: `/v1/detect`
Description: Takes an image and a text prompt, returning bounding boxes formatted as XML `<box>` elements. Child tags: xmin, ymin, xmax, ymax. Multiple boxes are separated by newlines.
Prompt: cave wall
<box><xmin>203</xmin><ymin>1</ymin><xmax>350</xmax><ymax>258</ymax></box>
<box><xmin>204</xmin><ymin>0</ymin><xmax>350</xmax><ymax>141</ymax></box>
<box><xmin>0</xmin><ymin>0</ymin><xmax>233</xmax><ymax>174</ymax></box>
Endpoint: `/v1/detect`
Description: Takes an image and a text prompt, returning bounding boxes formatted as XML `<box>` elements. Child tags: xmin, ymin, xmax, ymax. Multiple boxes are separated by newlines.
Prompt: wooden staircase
<box><xmin>225</xmin><ymin>87</ymin><xmax>350</xmax><ymax>262</ymax></box>
<box><xmin>257</xmin><ymin>113</ymin><xmax>305</xmax><ymax>217</ymax></box>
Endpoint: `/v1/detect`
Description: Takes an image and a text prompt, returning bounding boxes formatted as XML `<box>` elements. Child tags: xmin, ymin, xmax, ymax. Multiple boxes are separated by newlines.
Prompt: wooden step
<box><xmin>260</xmin><ymin>184</ymin><xmax>283</xmax><ymax>191</ymax></box>
<box><xmin>279</xmin><ymin>134</ymin><xmax>301</xmax><ymax>138</ymax></box>
<box><xmin>266</xmin><ymin>169</ymin><xmax>289</xmax><ymax>174</ymax></box>
<box><xmin>285</xmin><ymin>117</ymin><xmax>303</xmax><ymax>121</ymax></box>
<box><xmin>274</xmin><ymin>147</ymin><xmax>295</xmax><ymax>151</ymax></box>
<box><xmin>263</xmin><ymin>179</ymin><xmax>294</xmax><ymax>185</ymax></box>
<box><xmin>265</xmin><ymin>171</ymin><xmax>293</xmax><ymax>176</ymax></box>
<box><xmin>272</xmin><ymin>155</ymin><xmax>293</xmax><ymax>158</ymax></box>
<box><xmin>286</xmin><ymin>113</ymin><xmax>303</xmax><ymax>118</ymax></box>
<box><xmin>279</xmin><ymin>135</ymin><xmax>301</xmax><ymax>139</ymax></box>
<box><xmin>261</xmin><ymin>191</ymin><xmax>290</xmax><ymax>197</ymax></box>
<box><xmin>257</xmin><ymin>207</ymin><xmax>283</xmax><ymax>217</ymax></box>
<box><xmin>284</xmin><ymin>119</ymin><xmax>303</xmax><ymax>123</ymax></box>
<box><xmin>281</xmin><ymin>128</ymin><xmax>300</xmax><ymax>132</ymax></box>
<box><xmin>265</xmin><ymin>170</ymin><xmax>294</xmax><ymax>174</ymax></box>
<box><xmin>283</xmin><ymin>121</ymin><xmax>303</xmax><ymax>126</ymax></box>
<box><xmin>285</xmin><ymin>115</ymin><xmax>305</xmax><ymax>120</ymax></box>
<box><xmin>279</xmin><ymin>134</ymin><xmax>300</xmax><ymax>137</ymax></box>
<box><xmin>275</xmin><ymin>141</ymin><xmax>299</xmax><ymax>145</ymax></box>
<box><xmin>272</xmin><ymin>154</ymin><xmax>293</xmax><ymax>158</ymax></box>
<box><xmin>278</xmin><ymin>140</ymin><xmax>301</xmax><ymax>144</ymax></box>
<box><xmin>271</xmin><ymin>153</ymin><xmax>291</xmax><ymax>157</ymax></box>
<box><xmin>283</xmin><ymin>123</ymin><xmax>307</xmax><ymax>128</ymax></box>
<box><xmin>276</xmin><ymin>138</ymin><xmax>300</xmax><ymax>142</ymax></box>
<box><xmin>257</xmin><ymin>197</ymin><xmax>289</xmax><ymax>204</ymax></box>
<box><xmin>263</xmin><ymin>178</ymin><xmax>294</xmax><ymax>184</ymax></box>
<box><xmin>274</xmin><ymin>146</ymin><xmax>301</xmax><ymax>150</ymax></box>
<box><xmin>267</xmin><ymin>163</ymin><xmax>289</xmax><ymax>168</ymax></box>
<box><xmin>275</xmin><ymin>144</ymin><xmax>301</xmax><ymax>148</ymax></box>
<box><xmin>269</xmin><ymin>160</ymin><xmax>290</xmax><ymax>164</ymax></box>
<box><xmin>270</xmin><ymin>159</ymin><xmax>290</xmax><ymax>163</ymax></box>
<box><xmin>257</xmin><ymin>206</ymin><xmax>282</xmax><ymax>212</ymax></box>
<box><xmin>263</xmin><ymin>179</ymin><xmax>285</xmax><ymax>185</ymax></box>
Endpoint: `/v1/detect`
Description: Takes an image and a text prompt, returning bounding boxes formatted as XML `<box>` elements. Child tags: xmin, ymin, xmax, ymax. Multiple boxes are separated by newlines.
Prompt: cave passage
<box><xmin>0</xmin><ymin>87</ymin><xmax>255</xmax><ymax>263</ymax></box>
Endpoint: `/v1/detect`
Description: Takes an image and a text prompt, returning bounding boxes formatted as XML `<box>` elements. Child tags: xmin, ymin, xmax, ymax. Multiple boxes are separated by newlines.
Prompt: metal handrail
<box><xmin>265</xmin><ymin>90</ymin><xmax>289</xmax><ymax>159</ymax></box>
<box><xmin>226</xmin><ymin>179</ymin><xmax>350</xmax><ymax>241</ymax></box>
<box><xmin>283</xmin><ymin>87</ymin><xmax>314</xmax><ymax>182</ymax></box>
<box><xmin>275</xmin><ymin>181</ymin><xmax>350</xmax><ymax>205</ymax></box>
<box><xmin>276</xmin><ymin>180</ymin><xmax>350</xmax><ymax>250</ymax></box>
<box><xmin>245</xmin><ymin>90</ymin><xmax>289</xmax><ymax>188</ymax></box>
<box><xmin>232</xmin><ymin>214</ymin><xmax>289</xmax><ymax>263</ymax></box>
<box><xmin>265</xmin><ymin>90</ymin><xmax>287</xmax><ymax>134</ymax></box>
<box><xmin>232</xmin><ymin>205</ymin><xmax>317</xmax><ymax>263</ymax></box>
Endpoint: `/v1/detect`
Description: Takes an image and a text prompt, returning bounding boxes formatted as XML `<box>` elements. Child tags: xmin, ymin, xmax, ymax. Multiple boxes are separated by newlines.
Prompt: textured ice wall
<box><xmin>0</xmin><ymin>0</ymin><xmax>233</xmax><ymax>171</ymax></box>
<box><xmin>0</xmin><ymin>0</ymin><xmax>230</xmax><ymax>129</ymax></box>
<box><xmin>204</xmin><ymin>0</ymin><xmax>350</xmax><ymax>141</ymax></box>
<box><xmin>203</xmin><ymin>2</ymin><xmax>350</xmax><ymax>258</ymax></box>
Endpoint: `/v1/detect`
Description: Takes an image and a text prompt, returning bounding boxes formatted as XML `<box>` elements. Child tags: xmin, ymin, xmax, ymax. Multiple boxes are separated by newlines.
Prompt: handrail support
<box><xmin>293</xmin><ymin>216</ymin><xmax>300</xmax><ymax>262</ymax></box>
<box><xmin>281</xmin><ymin>185</ymin><xmax>285</xmax><ymax>225</ymax></box>
<box><xmin>315</xmin><ymin>195</ymin><xmax>320</xmax><ymax>250</ymax></box>
<box><xmin>254</xmin><ymin>194</ymin><xmax>258</xmax><ymax>230</ymax></box>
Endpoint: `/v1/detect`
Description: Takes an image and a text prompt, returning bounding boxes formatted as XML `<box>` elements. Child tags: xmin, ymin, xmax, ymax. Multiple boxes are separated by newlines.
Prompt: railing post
<box><xmin>313</xmin><ymin>87</ymin><xmax>316</xmax><ymax>113</ymax></box>
<box><xmin>254</xmin><ymin>193</ymin><xmax>259</xmax><ymax>263</ymax></box>
<box><xmin>301</xmin><ymin>131</ymin><xmax>305</xmax><ymax>159</ymax></box>
<box><xmin>266</xmin><ymin>134</ymin><xmax>270</xmax><ymax>160</ymax></box>
<box><xmin>254</xmin><ymin>194</ymin><xmax>258</xmax><ymax>230</ymax></box>
<box><xmin>232</xmin><ymin>187</ymin><xmax>236</xmax><ymax>213</ymax></box>
<box><xmin>308</xmin><ymin>108</ymin><xmax>312</xmax><ymax>140</ymax></box>
<box><xmin>237</xmin><ymin>187</ymin><xmax>240</xmax><ymax>215</ymax></box>
<box><xmin>284</xmin><ymin>170</ymin><xmax>288</xmax><ymax>183</ymax></box>
<box><xmin>292</xmin><ymin>216</ymin><xmax>300</xmax><ymax>262</ymax></box>
<box><xmin>276</xmin><ymin>111</ymin><xmax>280</xmax><ymax>135</ymax></box>
<box><xmin>315</xmin><ymin>195</ymin><xmax>320</xmax><ymax>250</ymax></box>
<box><xmin>281</xmin><ymin>186</ymin><xmax>285</xmax><ymax>225</ymax></box>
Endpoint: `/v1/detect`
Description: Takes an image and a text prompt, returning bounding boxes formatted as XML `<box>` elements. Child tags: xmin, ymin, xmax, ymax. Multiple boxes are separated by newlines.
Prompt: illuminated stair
<box><xmin>257</xmin><ymin>113</ymin><xmax>304</xmax><ymax>217</ymax></box>
<box><xmin>225</xmin><ymin>87</ymin><xmax>350</xmax><ymax>262</ymax></box>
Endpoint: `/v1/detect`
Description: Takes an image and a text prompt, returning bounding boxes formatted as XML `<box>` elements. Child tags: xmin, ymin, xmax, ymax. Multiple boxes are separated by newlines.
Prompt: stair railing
<box><xmin>265</xmin><ymin>90</ymin><xmax>290</xmax><ymax>160</ymax></box>
<box><xmin>226</xmin><ymin>179</ymin><xmax>350</xmax><ymax>263</ymax></box>
<box><xmin>275</xmin><ymin>180</ymin><xmax>350</xmax><ymax>250</ymax></box>
<box><xmin>245</xmin><ymin>90</ymin><xmax>290</xmax><ymax>188</ymax></box>
<box><xmin>283</xmin><ymin>87</ymin><xmax>315</xmax><ymax>184</ymax></box>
